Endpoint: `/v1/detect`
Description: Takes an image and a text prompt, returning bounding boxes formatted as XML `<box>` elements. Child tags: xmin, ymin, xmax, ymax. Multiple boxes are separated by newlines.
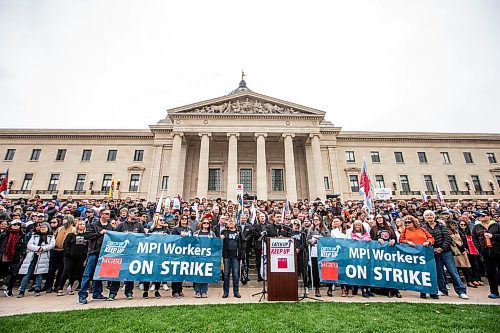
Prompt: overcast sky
<box><xmin>0</xmin><ymin>0</ymin><xmax>499</xmax><ymax>133</ymax></box>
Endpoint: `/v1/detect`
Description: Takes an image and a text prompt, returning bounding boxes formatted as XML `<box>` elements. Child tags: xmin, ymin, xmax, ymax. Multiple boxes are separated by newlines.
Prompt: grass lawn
<box><xmin>0</xmin><ymin>302</ymin><xmax>498</xmax><ymax>333</ymax></box>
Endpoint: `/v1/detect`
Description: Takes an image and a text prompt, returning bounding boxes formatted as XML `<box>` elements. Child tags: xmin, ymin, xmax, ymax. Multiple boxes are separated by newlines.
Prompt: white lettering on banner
<box><xmin>371</xmin><ymin>249</ymin><xmax>426</xmax><ymax>265</ymax></box>
<box><xmin>104</xmin><ymin>240</ymin><xmax>130</xmax><ymax>254</ymax></box>
<box><xmin>349</xmin><ymin>248</ymin><xmax>370</xmax><ymax>259</ymax></box>
<box><xmin>372</xmin><ymin>267</ymin><xmax>432</xmax><ymax>286</ymax></box>
<box><xmin>320</xmin><ymin>245</ymin><xmax>341</xmax><ymax>259</ymax></box>
<box><xmin>136</xmin><ymin>242</ymin><xmax>212</xmax><ymax>256</ymax></box>
<box><xmin>159</xmin><ymin>261</ymin><xmax>214</xmax><ymax>276</ymax></box>
<box><xmin>129</xmin><ymin>260</ymin><xmax>153</xmax><ymax>275</ymax></box>
<box><xmin>345</xmin><ymin>265</ymin><xmax>367</xmax><ymax>279</ymax></box>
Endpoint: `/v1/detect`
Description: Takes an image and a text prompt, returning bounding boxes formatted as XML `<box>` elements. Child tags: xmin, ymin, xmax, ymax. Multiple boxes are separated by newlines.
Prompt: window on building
<box><xmin>324</xmin><ymin>177</ymin><xmax>330</xmax><ymax>190</ymax></box>
<box><xmin>418</xmin><ymin>152</ymin><xmax>428</xmax><ymax>163</ymax></box>
<box><xmin>424</xmin><ymin>175</ymin><xmax>435</xmax><ymax>192</ymax></box>
<box><xmin>346</xmin><ymin>151</ymin><xmax>355</xmax><ymax>163</ymax></box>
<box><xmin>463</xmin><ymin>152</ymin><xmax>474</xmax><ymax>164</ymax></box>
<box><xmin>107</xmin><ymin>150</ymin><xmax>117</xmax><ymax>162</ymax></box>
<box><xmin>496</xmin><ymin>175</ymin><xmax>500</xmax><ymax>188</ymax></box>
<box><xmin>161</xmin><ymin>176</ymin><xmax>169</xmax><ymax>190</ymax></box>
<box><xmin>208</xmin><ymin>168</ymin><xmax>221</xmax><ymax>191</ymax></box>
<box><xmin>271</xmin><ymin>169</ymin><xmax>284</xmax><ymax>192</ymax></box>
<box><xmin>129</xmin><ymin>174</ymin><xmax>140</xmax><ymax>192</ymax></box>
<box><xmin>448</xmin><ymin>175</ymin><xmax>459</xmax><ymax>192</ymax></box>
<box><xmin>471</xmin><ymin>175</ymin><xmax>482</xmax><ymax>192</ymax></box>
<box><xmin>56</xmin><ymin>149</ymin><xmax>66</xmax><ymax>161</ymax></box>
<box><xmin>21</xmin><ymin>174</ymin><xmax>33</xmax><ymax>191</ymax></box>
<box><xmin>400</xmin><ymin>175</ymin><xmax>411</xmax><ymax>192</ymax></box>
<box><xmin>48</xmin><ymin>174</ymin><xmax>60</xmax><ymax>191</ymax></box>
<box><xmin>30</xmin><ymin>149</ymin><xmax>41</xmax><ymax>161</ymax></box>
<box><xmin>370</xmin><ymin>151</ymin><xmax>380</xmax><ymax>163</ymax></box>
<box><xmin>375</xmin><ymin>175</ymin><xmax>385</xmax><ymax>188</ymax></box>
<box><xmin>101</xmin><ymin>174</ymin><xmax>113</xmax><ymax>192</ymax></box>
<box><xmin>4</xmin><ymin>149</ymin><xmax>15</xmax><ymax>161</ymax></box>
<box><xmin>394</xmin><ymin>152</ymin><xmax>404</xmax><ymax>163</ymax></box>
<box><xmin>240</xmin><ymin>169</ymin><xmax>252</xmax><ymax>191</ymax></box>
<box><xmin>82</xmin><ymin>149</ymin><xmax>92</xmax><ymax>161</ymax></box>
<box><xmin>487</xmin><ymin>153</ymin><xmax>497</xmax><ymax>164</ymax></box>
<box><xmin>75</xmin><ymin>174</ymin><xmax>86</xmax><ymax>191</ymax></box>
<box><xmin>349</xmin><ymin>175</ymin><xmax>359</xmax><ymax>192</ymax></box>
<box><xmin>134</xmin><ymin>150</ymin><xmax>144</xmax><ymax>162</ymax></box>
<box><xmin>441</xmin><ymin>152</ymin><xmax>451</xmax><ymax>164</ymax></box>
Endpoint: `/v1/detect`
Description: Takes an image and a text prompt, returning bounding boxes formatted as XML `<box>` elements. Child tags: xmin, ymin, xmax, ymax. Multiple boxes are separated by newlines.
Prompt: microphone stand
<box><xmin>299</xmin><ymin>242</ymin><xmax>323</xmax><ymax>302</ymax></box>
<box><xmin>251</xmin><ymin>235</ymin><xmax>268</xmax><ymax>302</ymax></box>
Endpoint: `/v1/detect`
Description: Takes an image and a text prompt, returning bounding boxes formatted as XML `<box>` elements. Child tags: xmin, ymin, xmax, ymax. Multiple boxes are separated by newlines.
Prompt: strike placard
<box><xmin>269</xmin><ymin>238</ymin><xmax>295</xmax><ymax>273</ymax></box>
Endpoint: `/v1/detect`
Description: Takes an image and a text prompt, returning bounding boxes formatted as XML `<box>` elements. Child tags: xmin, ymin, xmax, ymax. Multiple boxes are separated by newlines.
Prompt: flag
<box><xmin>156</xmin><ymin>191</ymin><xmax>164</xmax><ymax>213</ymax></box>
<box><xmin>260</xmin><ymin>241</ymin><xmax>267</xmax><ymax>281</ymax></box>
<box><xmin>281</xmin><ymin>200</ymin><xmax>290</xmax><ymax>224</ymax></box>
<box><xmin>249</xmin><ymin>202</ymin><xmax>257</xmax><ymax>225</ymax></box>
<box><xmin>108</xmin><ymin>177</ymin><xmax>116</xmax><ymax>198</ymax></box>
<box><xmin>359</xmin><ymin>159</ymin><xmax>373</xmax><ymax>211</ymax></box>
<box><xmin>421</xmin><ymin>190</ymin><xmax>427</xmax><ymax>203</ymax></box>
<box><xmin>0</xmin><ymin>169</ymin><xmax>8</xmax><ymax>198</ymax></box>
<box><xmin>435</xmin><ymin>183</ymin><xmax>444</xmax><ymax>204</ymax></box>
<box><xmin>236</xmin><ymin>193</ymin><xmax>243</xmax><ymax>225</ymax></box>
<box><xmin>177</xmin><ymin>194</ymin><xmax>183</xmax><ymax>203</ymax></box>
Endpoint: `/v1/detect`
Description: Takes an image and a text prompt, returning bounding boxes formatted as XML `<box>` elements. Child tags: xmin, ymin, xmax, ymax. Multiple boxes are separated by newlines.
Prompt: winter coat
<box><xmin>19</xmin><ymin>234</ymin><xmax>55</xmax><ymax>275</ymax></box>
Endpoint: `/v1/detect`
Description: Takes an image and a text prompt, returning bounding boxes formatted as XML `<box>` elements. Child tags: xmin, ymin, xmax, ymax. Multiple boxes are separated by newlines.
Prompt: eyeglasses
<box><xmin>158</xmin><ymin>219</ymin><xmax>164</xmax><ymax>221</ymax></box>
<box><xmin>181</xmin><ymin>217</ymin><xmax>188</xmax><ymax>220</ymax></box>
<box><xmin>404</xmin><ymin>221</ymin><xmax>412</xmax><ymax>225</ymax></box>
<box><xmin>101</xmin><ymin>212</ymin><xmax>110</xmax><ymax>215</ymax></box>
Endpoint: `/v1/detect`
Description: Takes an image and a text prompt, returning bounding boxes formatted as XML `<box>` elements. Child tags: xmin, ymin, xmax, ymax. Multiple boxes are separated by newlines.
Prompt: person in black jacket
<box><xmin>170</xmin><ymin>215</ymin><xmax>192</xmax><ymax>299</ymax></box>
<box><xmin>221</xmin><ymin>218</ymin><xmax>242</xmax><ymax>298</ymax></box>
<box><xmin>267</xmin><ymin>213</ymin><xmax>292</xmax><ymax>238</ymax></box>
<box><xmin>251</xmin><ymin>213</ymin><xmax>268</xmax><ymax>282</ymax></box>
<box><xmin>423</xmin><ymin>210</ymin><xmax>468</xmax><ymax>299</ymax></box>
<box><xmin>0</xmin><ymin>220</ymin><xmax>26</xmax><ymax>297</ymax></box>
<box><xmin>472</xmin><ymin>210</ymin><xmax>500</xmax><ymax>299</ymax></box>
<box><xmin>77</xmin><ymin>208</ymin><xmax>114</xmax><ymax>304</ymax></box>
<box><xmin>57</xmin><ymin>219</ymin><xmax>87</xmax><ymax>296</ymax></box>
<box><xmin>239</xmin><ymin>213</ymin><xmax>252</xmax><ymax>285</ymax></box>
<box><xmin>109</xmin><ymin>208</ymin><xmax>145</xmax><ymax>300</ymax></box>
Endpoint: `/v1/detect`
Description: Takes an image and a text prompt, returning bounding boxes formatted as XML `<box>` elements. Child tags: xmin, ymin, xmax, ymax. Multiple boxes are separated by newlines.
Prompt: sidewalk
<box><xmin>0</xmin><ymin>285</ymin><xmax>498</xmax><ymax>317</ymax></box>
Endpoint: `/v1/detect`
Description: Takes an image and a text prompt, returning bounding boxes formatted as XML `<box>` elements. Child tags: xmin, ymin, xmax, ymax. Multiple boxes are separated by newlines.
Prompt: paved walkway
<box><xmin>0</xmin><ymin>285</ymin><xmax>498</xmax><ymax>317</ymax></box>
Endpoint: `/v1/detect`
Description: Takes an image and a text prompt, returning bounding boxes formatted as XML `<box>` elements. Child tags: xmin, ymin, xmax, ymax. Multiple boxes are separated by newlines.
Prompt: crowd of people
<box><xmin>0</xmin><ymin>194</ymin><xmax>499</xmax><ymax>305</ymax></box>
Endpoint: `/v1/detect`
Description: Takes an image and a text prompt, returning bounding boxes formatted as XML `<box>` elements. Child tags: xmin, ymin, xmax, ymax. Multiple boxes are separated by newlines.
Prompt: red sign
<box><xmin>277</xmin><ymin>258</ymin><xmax>288</xmax><ymax>269</ymax></box>
<box><xmin>98</xmin><ymin>257</ymin><xmax>122</xmax><ymax>278</ymax></box>
<box><xmin>321</xmin><ymin>261</ymin><xmax>338</xmax><ymax>281</ymax></box>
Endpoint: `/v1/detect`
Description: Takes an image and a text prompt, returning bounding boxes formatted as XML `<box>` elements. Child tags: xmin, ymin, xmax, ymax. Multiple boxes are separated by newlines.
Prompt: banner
<box><xmin>94</xmin><ymin>231</ymin><xmax>222</xmax><ymax>283</ymax></box>
<box><xmin>374</xmin><ymin>188</ymin><xmax>393</xmax><ymax>200</ymax></box>
<box><xmin>269</xmin><ymin>238</ymin><xmax>295</xmax><ymax>273</ymax></box>
<box><xmin>318</xmin><ymin>238</ymin><xmax>438</xmax><ymax>294</ymax></box>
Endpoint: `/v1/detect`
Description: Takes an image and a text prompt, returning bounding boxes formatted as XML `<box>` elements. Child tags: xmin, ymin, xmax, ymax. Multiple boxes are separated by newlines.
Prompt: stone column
<box><xmin>196</xmin><ymin>132</ymin><xmax>211</xmax><ymax>199</ymax></box>
<box><xmin>147</xmin><ymin>144</ymin><xmax>164</xmax><ymax>202</ymax></box>
<box><xmin>167</xmin><ymin>132</ymin><xmax>183</xmax><ymax>198</ymax></box>
<box><xmin>310</xmin><ymin>134</ymin><xmax>326</xmax><ymax>201</ymax></box>
<box><xmin>226</xmin><ymin>133</ymin><xmax>239</xmax><ymax>202</ymax></box>
<box><xmin>255</xmin><ymin>133</ymin><xmax>268</xmax><ymax>201</ymax></box>
<box><xmin>283</xmin><ymin>133</ymin><xmax>298</xmax><ymax>202</ymax></box>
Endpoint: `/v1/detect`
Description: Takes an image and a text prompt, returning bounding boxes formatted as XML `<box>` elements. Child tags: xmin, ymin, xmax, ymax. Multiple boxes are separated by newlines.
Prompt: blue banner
<box><xmin>318</xmin><ymin>238</ymin><xmax>438</xmax><ymax>294</ymax></box>
<box><xmin>93</xmin><ymin>231</ymin><xmax>222</xmax><ymax>283</ymax></box>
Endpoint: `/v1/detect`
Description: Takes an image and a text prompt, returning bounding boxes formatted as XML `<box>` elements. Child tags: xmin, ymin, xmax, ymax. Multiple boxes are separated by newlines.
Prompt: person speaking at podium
<box><xmin>267</xmin><ymin>213</ymin><xmax>292</xmax><ymax>238</ymax></box>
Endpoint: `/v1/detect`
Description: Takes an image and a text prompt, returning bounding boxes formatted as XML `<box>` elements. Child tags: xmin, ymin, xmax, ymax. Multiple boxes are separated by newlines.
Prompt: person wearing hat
<box><xmin>472</xmin><ymin>210</ymin><xmax>500</xmax><ymax>299</ymax></box>
<box><xmin>108</xmin><ymin>208</ymin><xmax>144</xmax><ymax>300</ymax></box>
<box><xmin>17</xmin><ymin>222</ymin><xmax>55</xmax><ymax>297</ymax></box>
<box><xmin>0</xmin><ymin>219</ymin><xmax>26</xmax><ymax>297</ymax></box>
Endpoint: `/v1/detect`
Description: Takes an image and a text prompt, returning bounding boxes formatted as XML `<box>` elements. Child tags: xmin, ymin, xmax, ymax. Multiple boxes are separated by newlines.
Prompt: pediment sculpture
<box><xmin>191</xmin><ymin>98</ymin><xmax>301</xmax><ymax>115</ymax></box>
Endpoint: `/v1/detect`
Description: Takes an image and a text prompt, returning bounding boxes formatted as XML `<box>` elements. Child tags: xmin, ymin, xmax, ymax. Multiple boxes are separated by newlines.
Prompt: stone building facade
<box><xmin>1</xmin><ymin>80</ymin><xmax>499</xmax><ymax>202</ymax></box>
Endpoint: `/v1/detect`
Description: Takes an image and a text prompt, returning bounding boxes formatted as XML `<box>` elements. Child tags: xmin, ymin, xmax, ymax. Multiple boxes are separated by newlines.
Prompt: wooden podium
<box><xmin>266</xmin><ymin>237</ymin><xmax>298</xmax><ymax>301</ymax></box>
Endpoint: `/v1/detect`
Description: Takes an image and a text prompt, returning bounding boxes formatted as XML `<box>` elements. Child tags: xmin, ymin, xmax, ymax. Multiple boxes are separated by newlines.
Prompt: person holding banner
<box><xmin>170</xmin><ymin>215</ymin><xmax>193</xmax><ymax>299</ymax></box>
<box><xmin>78</xmin><ymin>209</ymin><xmax>114</xmax><ymax>304</ymax></box>
<box><xmin>423</xmin><ymin>210</ymin><xmax>469</xmax><ymax>300</ymax></box>
<box><xmin>193</xmin><ymin>216</ymin><xmax>216</xmax><ymax>298</ymax></box>
<box><xmin>108</xmin><ymin>208</ymin><xmax>145</xmax><ymax>300</ymax></box>
<box><xmin>307</xmin><ymin>216</ymin><xmax>330</xmax><ymax>297</ymax></box>
<box><xmin>220</xmin><ymin>218</ymin><xmax>242</xmax><ymax>298</ymax></box>
<box><xmin>349</xmin><ymin>220</ymin><xmax>372</xmax><ymax>298</ymax></box>
<box><xmin>329</xmin><ymin>218</ymin><xmax>351</xmax><ymax>297</ymax></box>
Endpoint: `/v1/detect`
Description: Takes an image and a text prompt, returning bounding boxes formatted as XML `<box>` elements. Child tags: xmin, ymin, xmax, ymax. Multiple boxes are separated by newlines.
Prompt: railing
<box><xmin>426</xmin><ymin>191</ymin><xmax>447</xmax><ymax>195</ymax></box>
<box><xmin>36</xmin><ymin>190</ymin><xmax>58</xmax><ymax>195</ymax></box>
<box><xmin>399</xmin><ymin>191</ymin><xmax>421</xmax><ymax>195</ymax></box>
<box><xmin>91</xmin><ymin>190</ymin><xmax>108</xmax><ymax>195</ymax></box>
<box><xmin>63</xmin><ymin>190</ymin><xmax>87</xmax><ymax>195</ymax></box>
<box><xmin>475</xmin><ymin>191</ymin><xmax>494</xmax><ymax>195</ymax></box>
<box><xmin>9</xmin><ymin>190</ymin><xmax>31</xmax><ymax>195</ymax></box>
<box><xmin>450</xmin><ymin>191</ymin><xmax>470</xmax><ymax>195</ymax></box>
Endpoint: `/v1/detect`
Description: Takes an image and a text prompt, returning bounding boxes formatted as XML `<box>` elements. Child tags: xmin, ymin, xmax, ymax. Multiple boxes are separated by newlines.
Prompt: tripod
<box><xmin>299</xmin><ymin>242</ymin><xmax>323</xmax><ymax>302</ymax></box>
<box><xmin>251</xmin><ymin>237</ymin><xmax>267</xmax><ymax>302</ymax></box>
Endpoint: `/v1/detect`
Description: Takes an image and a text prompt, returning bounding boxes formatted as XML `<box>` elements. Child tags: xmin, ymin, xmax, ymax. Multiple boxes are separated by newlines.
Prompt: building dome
<box><xmin>229</xmin><ymin>78</ymin><xmax>252</xmax><ymax>95</ymax></box>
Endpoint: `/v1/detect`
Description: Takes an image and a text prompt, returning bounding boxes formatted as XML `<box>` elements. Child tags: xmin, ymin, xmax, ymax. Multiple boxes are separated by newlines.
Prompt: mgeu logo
<box><xmin>104</xmin><ymin>239</ymin><xmax>130</xmax><ymax>254</ymax></box>
<box><xmin>321</xmin><ymin>245</ymin><xmax>341</xmax><ymax>259</ymax></box>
